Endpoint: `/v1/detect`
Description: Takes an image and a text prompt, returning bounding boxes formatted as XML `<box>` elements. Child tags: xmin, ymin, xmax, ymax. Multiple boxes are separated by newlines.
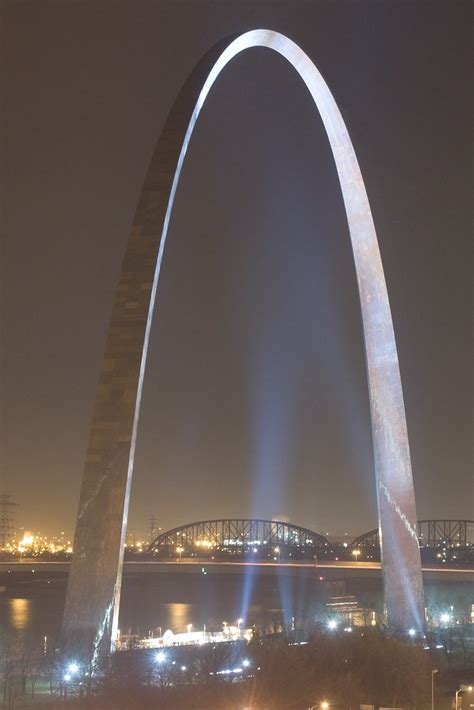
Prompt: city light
<box><xmin>327</xmin><ymin>619</ymin><xmax>338</xmax><ymax>631</ymax></box>
<box><xmin>6</xmin><ymin>530</ymin><xmax>74</xmax><ymax>556</ymax></box>
<box><xmin>68</xmin><ymin>662</ymin><xmax>79</xmax><ymax>674</ymax></box>
<box><xmin>321</xmin><ymin>702</ymin><xmax>330</xmax><ymax>709</ymax></box>
<box><xmin>155</xmin><ymin>651</ymin><xmax>167</xmax><ymax>664</ymax></box>
<box><xmin>242</xmin><ymin>658</ymin><xmax>250</xmax><ymax>668</ymax></box>
<box><xmin>63</xmin><ymin>674</ymin><xmax>71</xmax><ymax>682</ymax></box>
<box><xmin>440</xmin><ymin>612</ymin><xmax>452</xmax><ymax>624</ymax></box>
<box><xmin>408</xmin><ymin>628</ymin><xmax>416</xmax><ymax>637</ymax></box>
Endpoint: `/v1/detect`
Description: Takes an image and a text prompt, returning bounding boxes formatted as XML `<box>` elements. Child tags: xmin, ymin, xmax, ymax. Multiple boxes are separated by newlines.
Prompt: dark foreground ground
<box><xmin>2</xmin><ymin>629</ymin><xmax>473</xmax><ymax>710</ymax></box>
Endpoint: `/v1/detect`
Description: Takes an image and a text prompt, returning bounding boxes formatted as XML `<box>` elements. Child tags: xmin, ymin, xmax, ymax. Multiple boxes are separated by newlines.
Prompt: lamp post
<box><xmin>455</xmin><ymin>685</ymin><xmax>473</xmax><ymax>709</ymax></box>
<box><xmin>431</xmin><ymin>669</ymin><xmax>438</xmax><ymax>710</ymax></box>
<box><xmin>352</xmin><ymin>549</ymin><xmax>361</xmax><ymax>562</ymax></box>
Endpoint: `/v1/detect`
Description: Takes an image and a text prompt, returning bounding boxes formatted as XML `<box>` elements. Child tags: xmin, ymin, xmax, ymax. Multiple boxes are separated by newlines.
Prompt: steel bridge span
<box><xmin>351</xmin><ymin>520</ymin><xmax>474</xmax><ymax>550</ymax></box>
<box><xmin>146</xmin><ymin>518</ymin><xmax>474</xmax><ymax>558</ymax></box>
<box><xmin>146</xmin><ymin>519</ymin><xmax>329</xmax><ymax>555</ymax></box>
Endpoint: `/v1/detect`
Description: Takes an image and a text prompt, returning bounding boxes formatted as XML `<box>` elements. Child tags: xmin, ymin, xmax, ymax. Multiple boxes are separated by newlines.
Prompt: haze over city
<box><xmin>2</xmin><ymin>2</ymin><xmax>471</xmax><ymax>540</ymax></box>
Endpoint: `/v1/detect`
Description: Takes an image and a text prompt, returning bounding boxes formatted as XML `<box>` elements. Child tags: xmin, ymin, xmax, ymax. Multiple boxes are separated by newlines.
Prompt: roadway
<box><xmin>0</xmin><ymin>558</ymin><xmax>472</xmax><ymax>583</ymax></box>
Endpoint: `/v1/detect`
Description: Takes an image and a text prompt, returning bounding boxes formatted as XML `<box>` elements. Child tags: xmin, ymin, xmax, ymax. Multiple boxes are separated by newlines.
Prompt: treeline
<box><xmin>0</xmin><ymin>626</ymin><xmax>451</xmax><ymax>709</ymax></box>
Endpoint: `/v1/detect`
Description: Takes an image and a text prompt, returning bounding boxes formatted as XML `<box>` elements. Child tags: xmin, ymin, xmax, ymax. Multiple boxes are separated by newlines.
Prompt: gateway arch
<box><xmin>62</xmin><ymin>30</ymin><xmax>425</xmax><ymax>659</ymax></box>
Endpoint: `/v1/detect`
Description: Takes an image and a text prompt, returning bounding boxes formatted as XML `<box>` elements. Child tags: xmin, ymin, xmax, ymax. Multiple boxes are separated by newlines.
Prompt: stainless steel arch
<box><xmin>63</xmin><ymin>29</ymin><xmax>424</xmax><ymax>661</ymax></box>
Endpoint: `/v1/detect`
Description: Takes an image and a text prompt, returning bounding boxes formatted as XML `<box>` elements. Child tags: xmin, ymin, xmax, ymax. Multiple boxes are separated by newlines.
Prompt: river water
<box><xmin>0</xmin><ymin>569</ymin><xmax>330</xmax><ymax>645</ymax></box>
<box><xmin>1</xmin><ymin>568</ymin><xmax>471</xmax><ymax>648</ymax></box>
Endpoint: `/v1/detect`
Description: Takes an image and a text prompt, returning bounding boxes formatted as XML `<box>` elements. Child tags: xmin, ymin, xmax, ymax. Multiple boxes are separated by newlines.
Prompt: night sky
<box><xmin>2</xmin><ymin>1</ymin><xmax>472</xmax><ymax>538</ymax></box>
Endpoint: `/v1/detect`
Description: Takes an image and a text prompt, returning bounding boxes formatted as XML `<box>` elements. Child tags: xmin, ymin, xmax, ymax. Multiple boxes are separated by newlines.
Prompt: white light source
<box><xmin>242</xmin><ymin>658</ymin><xmax>250</xmax><ymax>667</ymax></box>
<box><xmin>63</xmin><ymin>674</ymin><xmax>71</xmax><ymax>682</ymax></box>
<box><xmin>327</xmin><ymin>619</ymin><xmax>338</xmax><ymax>631</ymax></box>
<box><xmin>408</xmin><ymin>628</ymin><xmax>416</xmax><ymax>637</ymax></box>
<box><xmin>156</xmin><ymin>651</ymin><xmax>167</xmax><ymax>664</ymax></box>
<box><xmin>68</xmin><ymin>662</ymin><xmax>79</xmax><ymax>674</ymax></box>
<box><xmin>440</xmin><ymin>612</ymin><xmax>451</xmax><ymax>624</ymax></box>
<box><xmin>181</xmin><ymin>665</ymin><xmax>187</xmax><ymax>671</ymax></box>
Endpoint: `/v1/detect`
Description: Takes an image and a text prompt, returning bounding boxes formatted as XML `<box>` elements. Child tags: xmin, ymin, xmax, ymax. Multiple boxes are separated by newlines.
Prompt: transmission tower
<box><xmin>148</xmin><ymin>514</ymin><xmax>158</xmax><ymax>542</ymax></box>
<box><xmin>0</xmin><ymin>494</ymin><xmax>18</xmax><ymax>550</ymax></box>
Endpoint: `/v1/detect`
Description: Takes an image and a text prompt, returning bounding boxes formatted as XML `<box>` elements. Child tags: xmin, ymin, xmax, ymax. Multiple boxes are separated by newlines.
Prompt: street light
<box><xmin>352</xmin><ymin>549</ymin><xmax>361</xmax><ymax>562</ymax></box>
<box><xmin>455</xmin><ymin>685</ymin><xmax>473</xmax><ymax>709</ymax></box>
<box><xmin>156</xmin><ymin>651</ymin><xmax>167</xmax><ymax>664</ymax></box>
<box><xmin>431</xmin><ymin>669</ymin><xmax>438</xmax><ymax>710</ymax></box>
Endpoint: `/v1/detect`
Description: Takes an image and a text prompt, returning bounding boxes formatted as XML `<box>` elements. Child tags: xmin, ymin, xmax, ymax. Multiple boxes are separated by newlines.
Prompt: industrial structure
<box><xmin>146</xmin><ymin>518</ymin><xmax>329</xmax><ymax>555</ymax></box>
<box><xmin>0</xmin><ymin>494</ymin><xmax>17</xmax><ymax>551</ymax></box>
<box><xmin>144</xmin><ymin>518</ymin><xmax>474</xmax><ymax>566</ymax></box>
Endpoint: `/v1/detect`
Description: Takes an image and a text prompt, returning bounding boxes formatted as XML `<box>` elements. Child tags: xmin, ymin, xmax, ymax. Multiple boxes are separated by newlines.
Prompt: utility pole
<box><xmin>148</xmin><ymin>514</ymin><xmax>157</xmax><ymax>543</ymax></box>
<box><xmin>431</xmin><ymin>669</ymin><xmax>438</xmax><ymax>710</ymax></box>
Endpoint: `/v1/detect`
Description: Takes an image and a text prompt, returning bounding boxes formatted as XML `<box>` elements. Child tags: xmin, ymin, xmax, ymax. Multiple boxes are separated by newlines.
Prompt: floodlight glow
<box><xmin>440</xmin><ymin>613</ymin><xmax>452</xmax><ymax>624</ymax></box>
<box><xmin>181</xmin><ymin>665</ymin><xmax>187</xmax><ymax>671</ymax></box>
<box><xmin>68</xmin><ymin>662</ymin><xmax>79</xmax><ymax>674</ymax></box>
<box><xmin>408</xmin><ymin>628</ymin><xmax>416</xmax><ymax>637</ymax></box>
<box><xmin>156</xmin><ymin>651</ymin><xmax>167</xmax><ymax>663</ymax></box>
<box><xmin>321</xmin><ymin>702</ymin><xmax>330</xmax><ymax>709</ymax></box>
<box><xmin>63</xmin><ymin>674</ymin><xmax>71</xmax><ymax>682</ymax></box>
<box><xmin>242</xmin><ymin>658</ymin><xmax>250</xmax><ymax>667</ymax></box>
<box><xmin>327</xmin><ymin>619</ymin><xmax>338</xmax><ymax>630</ymax></box>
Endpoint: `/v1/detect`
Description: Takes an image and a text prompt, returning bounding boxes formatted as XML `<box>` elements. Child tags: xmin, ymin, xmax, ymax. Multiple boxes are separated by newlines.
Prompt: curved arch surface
<box><xmin>62</xmin><ymin>30</ymin><xmax>424</xmax><ymax>659</ymax></box>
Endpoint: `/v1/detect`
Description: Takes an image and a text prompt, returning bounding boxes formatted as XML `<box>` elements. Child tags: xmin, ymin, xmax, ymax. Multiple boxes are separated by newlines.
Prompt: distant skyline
<box><xmin>2</xmin><ymin>1</ymin><xmax>472</xmax><ymax>537</ymax></box>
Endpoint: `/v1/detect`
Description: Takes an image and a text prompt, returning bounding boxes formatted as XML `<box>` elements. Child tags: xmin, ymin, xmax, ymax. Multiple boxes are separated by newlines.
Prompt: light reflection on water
<box><xmin>9</xmin><ymin>598</ymin><xmax>31</xmax><ymax>630</ymax></box>
<box><xmin>165</xmin><ymin>603</ymin><xmax>192</xmax><ymax>633</ymax></box>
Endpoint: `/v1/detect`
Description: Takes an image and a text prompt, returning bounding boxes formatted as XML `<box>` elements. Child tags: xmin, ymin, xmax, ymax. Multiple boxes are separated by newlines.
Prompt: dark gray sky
<box><xmin>2</xmin><ymin>1</ymin><xmax>472</xmax><ymax>538</ymax></box>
